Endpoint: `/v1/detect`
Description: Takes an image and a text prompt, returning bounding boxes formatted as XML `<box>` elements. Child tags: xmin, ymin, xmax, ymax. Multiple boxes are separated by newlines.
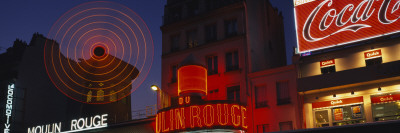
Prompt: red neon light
<box><xmin>155</xmin><ymin>103</ymin><xmax>247</xmax><ymax>133</ymax></box>
<box><xmin>294</xmin><ymin>0</ymin><xmax>400</xmax><ymax>53</ymax></box>
<box><xmin>178</xmin><ymin>65</ymin><xmax>207</xmax><ymax>96</ymax></box>
<box><xmin>312</xmin><ymin>96</ymin><xmax>363</xmax><ymax>108</ymax></box>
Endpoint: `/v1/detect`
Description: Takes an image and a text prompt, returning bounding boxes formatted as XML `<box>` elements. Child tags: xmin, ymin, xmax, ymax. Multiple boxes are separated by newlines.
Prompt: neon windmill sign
<box><xmin>294</xmin><ymin>0</ymin><xmax>400</xmax><ymax>53</ymax></box>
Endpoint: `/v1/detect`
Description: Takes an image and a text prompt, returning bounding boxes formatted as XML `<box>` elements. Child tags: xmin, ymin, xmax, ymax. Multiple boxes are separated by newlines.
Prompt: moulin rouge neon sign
<box><xmin>294</xmin><ymin>0</ymin><xmax>400</xmax><ymax>53</ymax></box>
<box><xmin>155</xmin><ymin>102</ymin><xmax>247</xmax><ymax>133</ymax></box>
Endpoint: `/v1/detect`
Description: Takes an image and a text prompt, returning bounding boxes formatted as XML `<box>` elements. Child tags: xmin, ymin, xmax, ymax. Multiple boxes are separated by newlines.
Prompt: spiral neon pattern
<box><xmin>44</xmin><ymin>1</ymin><xmax>154</xmax><ymax>104</ymax></box>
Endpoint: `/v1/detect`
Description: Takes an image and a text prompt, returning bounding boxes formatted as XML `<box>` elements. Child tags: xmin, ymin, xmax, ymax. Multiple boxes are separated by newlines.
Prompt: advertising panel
<box><xmin>294</xmin><ymin>0</ymin><xmax>400</xmax><ymax>53</ymax></box>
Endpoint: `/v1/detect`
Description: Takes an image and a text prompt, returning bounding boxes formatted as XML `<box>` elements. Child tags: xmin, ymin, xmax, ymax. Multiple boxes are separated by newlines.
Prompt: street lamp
<box><xmin>151</xmin><ymin>85</ymin><xmax>159</xmax><ymax>91</ymax></box>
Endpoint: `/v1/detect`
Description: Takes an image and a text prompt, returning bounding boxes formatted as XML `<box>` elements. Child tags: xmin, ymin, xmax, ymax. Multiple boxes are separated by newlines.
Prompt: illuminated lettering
<box><xmin>190</xmin><ymin>106</ymin><xmax>202</xmax><ymax>128</ymax></box>
<box><xmin>203</xmin><ymin>105</ymin><xmax>214</xmax><ymax>126</ymax></box>
<box><xmin>162</xmin><ymin>112</ymin><xmax>169</xmax><ymax>132</ymax></box>
<box><xmin>169</xmin><ymin>110</ymin><xmax>174</xmax><ymax>130</ymax></box>
<box><xmin>231</xmin><ymin>105</ymin><xmax>241</xmax><ymax>126</ymax></box>
<box><xmin>331</xmin><ymin>100</ymin><xmax>343</xmax><ymax>105</ymax></box>
<box><xmin>217</xmin><ymin>104</ymin><xmax>229</xmax><ymax>125</ymax></box>
<box><xmin>175</xmin><ymin>108</ymin><xmax>185</xmax><ymax>129</ymax></box>
<box><xmin>241</xmin><ymin>106</ymin><xmax>248</xmax><ymax>129</ymax></box>
<box><xmin>4</xmin><ymin>84</ymin><xmax>14</xmax><ymax>132</ymax></box>
<box><xmin>156</xmin><ymin>103</ymin><xmax>247</xmax><ymax>133</ymax></box>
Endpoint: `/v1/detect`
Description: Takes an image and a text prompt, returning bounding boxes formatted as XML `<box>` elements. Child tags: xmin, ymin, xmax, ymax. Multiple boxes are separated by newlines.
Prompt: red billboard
<box><xmin>294</xmin><ymin>0</ymin><xmax>400</xmax><ymax>53</ymax></box>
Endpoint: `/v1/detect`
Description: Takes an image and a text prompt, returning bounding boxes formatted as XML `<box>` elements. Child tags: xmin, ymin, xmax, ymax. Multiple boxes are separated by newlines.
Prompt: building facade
<box><xmin>160</xmin><ymin>0</ymin><xmax>299</xmax><ymax>132</ymax></box>
<box><xmin>294</xmin><ymin>0</ymin><xmax>400</xmax><ymax>129</ymax></box>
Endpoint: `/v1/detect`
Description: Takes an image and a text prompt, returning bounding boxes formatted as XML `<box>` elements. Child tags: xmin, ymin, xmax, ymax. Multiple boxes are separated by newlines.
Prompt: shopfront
<box><xmin>312</xmin><ymin>96</ymin><xmax>366</xmax><ymax>127</ymax></box>
<box><xmin>371</xmin><ymin>93</ymin><xmax>400</xmax><ymax>121</ymax></box>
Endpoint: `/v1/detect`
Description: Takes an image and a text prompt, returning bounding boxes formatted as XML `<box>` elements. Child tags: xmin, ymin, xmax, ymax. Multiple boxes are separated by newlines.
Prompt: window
<box><xmin>171</xmin><ymin>35</ymin><xmax>180</xmax><ymax>52</ymax></box>
<box><xmin>321</xmin><ymin>66</ymin><xmax>336</xmax><ymax>74</ymax></box>
<box><xmin>87</xmin><ymin>90</ymin><xmax>92</xmax><ymax>103</ymax></box>
<box><xmin>110</xmin><ymin>90</ymin><xmax>117</xmax><ymax>102</ymax></box>
<box><xmin>364</xmin><ymin>49</ymin><xmax>382</xmax><ymax>66</ymax></box>
<box><xmin>314</xmin><ymin>110</ymin><xmax>330</xmax><ymax>128</ymax></box>
<box><xmin>279</xmin><ymin>121</ymin><xmax>293</xmax><ymax>131</ymax></box>
<box><xmin>225</xmin><ymin>19</ymin><xmax>238</xmax><ymax>37</ymax></box>
<box><xmin>225</xmin><ymin>51</ymin><xmax>239</xmax><ymax>72</ymax></box>
<box><xmin>371</xmin><ymin>93</ymin><xmax>400</xmax><ymax>121</ymax></box>
<box><xmin>255</xmin><ymin>86</ymin><xmax>268</xmax><ymax>108</ymax></box>
<box><xmin>365</xmin><ymin>57</ymin><xmax>382</xmax><ymax>66</ymax></box>
<box><xmin>97</xmin><ymin>90</ymin><xmax>104</xmax><ymax>101</ymax></box>
<box><xmin>257</xmin><ymin>124</ymin><xmax>270</xmax><ymax>133</ymax></box>
<box><xmin>276</xmin><ymin>81</ymin><xmax>290</xmax><ymax>105</ymax></box>
<box><xmin>186</xmin><ymin>0</ymin><xmax>199</xmax><ymax>16</ymax></box>
<box><xmin>186</xmin><ymin>30</ymin><xmax>198</xmax><ymax>48</ymax></box>
<box><xmin>227</xmin><ymin>85</ymin><xmax>240</xmax><ymax>103</ymax></box>
<box><xmin>332</xmin><ymin>105</ymin><xmax>365</xmax><ymax>126</ymax></box>
<box><xmin>171</xmin><ymin>65</ymin><xmax>178</xmax><ymax>83</ymax></box>
<box><xmin>205</xmin><ymin>24</ymin><xmax>217</xmax><ymax>42</ymax></box>
<box><xmin>206</xmin><ymin>55</ymin><xmax>218</xmax><ymax>75</ymax></box>
<box><xmin>320</xmin><ymin>59</ymin><xmax>336</xmax><ymax>74</ymax></box>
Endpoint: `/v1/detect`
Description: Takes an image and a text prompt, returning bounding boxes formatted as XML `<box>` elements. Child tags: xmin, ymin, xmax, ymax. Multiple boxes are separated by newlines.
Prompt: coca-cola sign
<box><xmin>294</xmin><ymin>0</ymin><xmax>400</xmax><ymax>53</ymax></box>
<box><xmin>364</xmin><ymin>49</ymin><xmax>382</xmax><ymax>59</ymax></box>
<box><xmin>320</xmin><ymin>59</ymin><xmax>335</xmax><ymax>67</ymax></box>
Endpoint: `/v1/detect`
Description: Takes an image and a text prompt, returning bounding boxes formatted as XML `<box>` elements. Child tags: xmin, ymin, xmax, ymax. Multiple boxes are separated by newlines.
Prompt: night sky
<box><xmin>0</xmin><ymin>0</ymin><xmax>295</xmax><ymax>111</ymax></box>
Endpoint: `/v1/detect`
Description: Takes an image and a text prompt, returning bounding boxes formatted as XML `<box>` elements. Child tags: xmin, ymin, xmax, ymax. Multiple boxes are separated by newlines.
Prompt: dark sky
<box><xmin>0</xmin><ymin>0</ymin><xmax>295</xmax><ymax>111</ymax></box>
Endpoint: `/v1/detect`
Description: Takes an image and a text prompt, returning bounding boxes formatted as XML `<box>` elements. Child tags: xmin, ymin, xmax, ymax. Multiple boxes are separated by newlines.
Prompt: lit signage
<box><xmin>320</xmin><ymin>59</ymin><xmax>335</xmax><ymax>68</ymax></box>
<box><xmin>4</xmin><ymin>84</ymin><xmax>14</xmax><ymax>133</ymax></box>
<box><xmin>312</xmin><ymin>96</ymin><xmax>363</xmax><ymax>108</ymax></box>
<box><xmin>155</xmin><ymin>102</ymin><xmax>247</xmax><ymax>133</ymax></box>
<box><xmin>371</xmin><ymin>93</ymin><xmax>400</xmax><ymax>104</ymax></box>
<box><xmin>294</xmin><ymin>0</ymin><xmax>400</xmax><ymax>53</ymax></box>
<box><xmin>27</xmin><ymin>114</ymin><xmax>107</xmax><ymax>133</ymax></box>
<box><xmin>364</xmin><ymin>49</ymin><xmax>382</xmax><ymax>59</ymax></box>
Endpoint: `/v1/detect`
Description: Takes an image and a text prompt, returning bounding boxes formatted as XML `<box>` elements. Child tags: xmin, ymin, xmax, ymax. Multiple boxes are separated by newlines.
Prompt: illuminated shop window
<box><xmin>332</xmin><ymin>105</ymin><xmax>365</xmax><ymax>126</ymax></box>
<box><xmin>206</xmin><ymin>55</ymin><xmax>218</xmax><ymax>75</ymax></box>
<box><xmin>225</xmin><ymin>19</ymin><xmax>238</xmax><ymax>37</ymax></box>
<box><xmin>226</xmin><ymin>50</ymin><xmax>239</xmax><ymax>72</ymax></box>
<box><xmin>371</xmin><ymin>93</ymin><xmax>400</xmax><ymax>121</ymax></box>
<box><xmin>205</xmin><ymin>24</ymin><xmax>217</xmax><ymax>42</ymax></box>
<box><xmin>314</xmin><ymin>110</ymin><xmax>329</xmax><ymax>128</ymax></box>
<box><xmin>320</xmin><ymin>59</ymin><xmax>335</xmax><ymax>74</ymax></box>
<box><xmin>279</xmin><ymin>121</ymin><xmax>293</xmax><ymax>131</ymax></box>
<box><xmin>276</xmin><ymin>81</ymin><xmax>290</xmax><ymax>105</ymax></box>
<box><xmin>171</xmin><ymin>64</ymin><xmax>178</xmax><ymax>83</ymax></box>
<box><xmin>109</xmin><ymin>90</ymin><xmax>116</xmax><ymax>102</ymax></box>
<box><xmin>86</xmin><ymin>90</ymin><xmax>92</xmax><ymax>103</ymax></box>
<box><xmin>170</xmin><ymin>34</ymin><xmax>180</xmax><ymax>52</ymax></box>
<box><xmin>227</xmin><ymin>85</ymin><xmax>240</xmax><ymax>103</ymax></box>
<box><xmin>364</xmin><ymin>49</ymin><xmax>382</xmax><ymax>66</ymax></box>
<box><xmin>97</xmin><ymin>90</ymin><xmax>104</xmax><ymax>101</ymax></box>
<box><xmin>255</xmin><ymin>86</ymin><xmax>268</xmax><ymax>108</ymax></box>
<box><xmin>257</xmin><ymin>124</ymin><xmax>270</xmax><ymax>133</ymax></box>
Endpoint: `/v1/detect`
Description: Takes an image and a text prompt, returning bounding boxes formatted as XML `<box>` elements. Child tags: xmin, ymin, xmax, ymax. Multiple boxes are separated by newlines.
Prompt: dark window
<box><xmin>206</xmin><ymin>55</ymin><xmax>218</xmax><ymax>75</ymax></box>
<box><xmin>225</xmin><ymin>19</ymin><xmax>238</xmax><ymax>37</ymax></box>
<box><xmin>226</xmin><ymin>51</ymin><xmax>239</xmax><ymax>71</ymax></box>
<box><xmin>257</xmin><ymin>124</ymin><xmax>270</xmax><ymax>133</ymax></box>
<box><xmin>365</xmin><ymin>57</ymin><xmax>382</xmax><ymax>66</ymax></box>
<box><xmin>187</xmin><ymin>0</ymin><xmax>199</xmax><ymax>16</ymax></box>
<box><xmin>171</xmin><ymin>65</ymin><xmax>178</xmax><ymax>83</ymax></box>
<box><xmin>205</xmin><ymin>24</ymin><xmax>217</xmax><ymax>42</ymax></box>
<box><xmin>186</xmin><ymin>30</ymin><xmax>198</xmax><ymax>48</ymax></box>
<box><xmin>255</xmin><ymin>86</ymin><xmax>268</xmax><ymax>108</ymax></box>
<box><xmin>170</xmin><ymin>35</ymin><xmax>180</xmax><ymax>52</ymax></box>
<box><xmin>279</xmin><ymin>121</ymin><xmax>293</xmax><ymax>131</ymax></box>
<box><xmin>276</xmin><ymin>81</ymin><xmax>290</xmax><ymax>105</ymax></box>
<box><xmin>227</xmin><ymin>85</ymin><xmax>240</xmax><ymax>103</ymax></box>
<box><xmin>321</xmin><ymin>66</ymin><xmax>336</xmax><ymax>74</ymax></box>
